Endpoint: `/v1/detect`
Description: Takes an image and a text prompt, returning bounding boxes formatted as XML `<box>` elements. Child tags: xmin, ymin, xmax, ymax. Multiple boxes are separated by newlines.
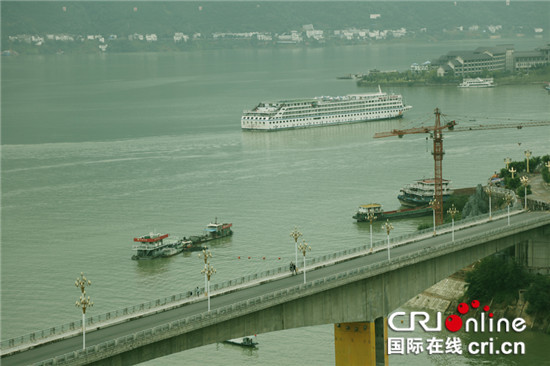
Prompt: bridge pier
<box><xmin>515</xmin><ymin>223</ymin><xmax>550</xmax><ymax>274</ymax></box>
<box><xmin>334</xmin><ymin>317</ymin><xmax>388</xmax><ymax>366</ymax></box>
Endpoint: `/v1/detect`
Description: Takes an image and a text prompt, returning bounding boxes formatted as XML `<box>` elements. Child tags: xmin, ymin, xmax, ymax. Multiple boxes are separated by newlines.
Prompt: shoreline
<box><xmin>356</xmin><ymin>80</ymin><xmax>550</xmax><ymax>87</ymax></box>
<box><xmin>405</xmin><ymin>268</ymin><xmax>550</xmax><ymax>333</ymax></box>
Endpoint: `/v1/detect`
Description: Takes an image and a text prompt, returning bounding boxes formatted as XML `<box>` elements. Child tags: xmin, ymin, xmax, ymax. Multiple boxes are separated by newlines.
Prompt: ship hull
<box><xmin>241</xmin><ymin>113</ymin><xmax>405</xmax><ymax>131</ymax></box>
<box><xmin>398</xmin><ymin>195</ymin><xmax>451</xmax><ymax>208</ymax></box>
<box><xmin>241</xmin><ymin>90</ymin><xmax>411</xmax><ymax>131</ymax></box>
<box><xmin>132</xmin><ymin>224</ymin><xmax>233</xmax><ymax>260</ymax></box>
<box><xmin>353</xmin><ymin>206</ymin><xmax>432</xmax><ymax>222</ymax></box>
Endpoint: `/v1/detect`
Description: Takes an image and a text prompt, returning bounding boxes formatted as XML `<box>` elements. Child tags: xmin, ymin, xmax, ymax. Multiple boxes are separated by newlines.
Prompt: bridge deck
<box><xmin>2</xmin><ymin>211</ymin><xmax>549</xmax><ymax>366</ymax></box>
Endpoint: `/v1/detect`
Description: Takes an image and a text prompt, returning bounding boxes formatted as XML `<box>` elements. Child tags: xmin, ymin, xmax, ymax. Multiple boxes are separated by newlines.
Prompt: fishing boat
<box><xmin>132</xmin><ymin>233</ymin><xmax>184</xmax><ymax>260</ymax></box>
<box><xmin>398</xmin><ymin>178</ymin><xmax>453</xmax><ymax>207</ymax></box>
<box><xmin>241</xmin><ymin>86</ymin><xmax>411</xmax><ymax>131</ymax></box>
<box><xmin>353</xmin><ymin>203</ymin><xmax>431</xmax><ymax>222</ymax></box>
<box><xmin>458</xmin><ymin>77</ymin><xmax>495</xmax><ymax>88</ymax></box>
<box><xmin>224</xmin><ymin>336</ymin><xmax>258</xmax><ymax>348</ymax></box>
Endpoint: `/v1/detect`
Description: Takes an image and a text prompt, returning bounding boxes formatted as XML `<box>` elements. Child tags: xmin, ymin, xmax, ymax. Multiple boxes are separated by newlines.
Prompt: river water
<box><xmin>2</xmin><ymin>39</ymin><xmax>549</xmax><ymax>365</ymax></box>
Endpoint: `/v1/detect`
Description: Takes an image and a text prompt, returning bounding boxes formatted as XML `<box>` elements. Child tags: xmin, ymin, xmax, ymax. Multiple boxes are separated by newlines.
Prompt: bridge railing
<box><xmin>0</xmin><ymin>206</ymin><xmax>528</xmax><ymax>351</ymax></box>
<box><xmin>27</xmin><ymin>212</ymin><xmax>550</xmax><ymax>366</ymax></box>
<box><xmin>31</xmin><ymin>211</ymin><xmax>550</xmax><ymax>366</ymax></box>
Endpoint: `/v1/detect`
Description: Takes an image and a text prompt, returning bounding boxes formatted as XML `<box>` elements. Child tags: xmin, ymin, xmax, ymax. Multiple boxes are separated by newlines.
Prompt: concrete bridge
<box><xmin>2</xmin><ymin>210</ymin><xmax>549</xmax><ymax>366</ymax></box>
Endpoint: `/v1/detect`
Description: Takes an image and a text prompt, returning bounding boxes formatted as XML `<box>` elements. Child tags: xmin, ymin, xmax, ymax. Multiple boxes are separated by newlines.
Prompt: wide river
<box><xmin>2</xmin><ymin>39</ymin><xmax>549</xmax><ymax>365</ymax></box>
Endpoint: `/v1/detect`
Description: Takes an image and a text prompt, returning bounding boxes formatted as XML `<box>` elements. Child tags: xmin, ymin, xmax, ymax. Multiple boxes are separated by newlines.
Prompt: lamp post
<box><xmin>509</xmin><ymin>167</ymin><xmax>516</xmax><ymax>179</ymax></box>
<box><xmin>75</xmin><ymin>272</ymin><xmax>92</xmax><ymax>350</ymax></box>
<box><xmin>429</xmin><ymin>198</ymin><xmax>438</xmax><ymax>236</ymax></box>
<box><xmin>367</xmin><ymin>211</ymin><xmax>377</xmax><ymax>252</ymax></box>
<box><xmin>382</xmin><ymin>219</ymin><xmax>394</xmax><ymax>261</ymax></box>
<box><xmin>520</xmin><ymin>176</ymin><xmax>529</xmax><ymax>210</ymax></box>
<box><xmin>289</xmin><ymin>227</ymin><xmax>302</xmax><ymax>270</ymax></box>
<box><xmin>198</xmin><ymin>249</ymin><xmax>212</xmax><ymax>296</ymax></box>
<box><xmin>524</xmin><ymin>150</ymin><xmax>532</xmax><ymax>173</ymax></box>
<box><xmin>484</xmin><ymin>183</ymin><xmax>493</xmax><ymax>221</ymax></box>
<box><xmin>297</xmin><ymin>239</ymin><xmax>311</xmax><ymax>284</ymax></box>
<box><xmin>201</xmin><ymin>263</ymin><xmax>216</xmax><ymax>311</ymax></box>
<box><xmin>447</xmin><ymin>204</ymin><xmax>458</xmax><ymax>242</ymax></box>
<box><xmin>504</xmin><ymin>192</ymin><xmax>513</xmax><ymax>226</ymax></box>
<box><xmin>504</xmin><ymin>157</ymin><xmax>512</xmax><ymax>170</ymax></box>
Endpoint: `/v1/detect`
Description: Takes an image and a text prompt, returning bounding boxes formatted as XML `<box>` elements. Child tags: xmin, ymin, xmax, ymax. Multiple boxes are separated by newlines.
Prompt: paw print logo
<box><xmin>444</xmin><ymin>299</ymin><xmax>493</xmax><ymax>332</ymax></box>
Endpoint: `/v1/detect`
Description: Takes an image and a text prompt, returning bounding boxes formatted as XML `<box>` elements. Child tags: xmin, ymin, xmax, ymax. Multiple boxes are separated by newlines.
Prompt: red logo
<box><xmin>445</xmin><ymin>300</ymin><xmax>492</xmax><ymax>332</ymax></box>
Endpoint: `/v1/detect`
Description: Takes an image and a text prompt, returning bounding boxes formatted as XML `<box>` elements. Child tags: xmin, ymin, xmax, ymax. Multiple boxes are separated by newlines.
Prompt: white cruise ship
<box><xmin>458</xmin><ymin>77</ymin><xmax>495</xmax><ymax>88</ymax></box>
<box><xmin>241</xmin><ymin>87</ymin><xmax>412</xmax><ymax>131</ymax></box>
<box><xmin>397</xmin><ymin>178</ymin><xmax>453</xmax><ymax>207</ymax></box>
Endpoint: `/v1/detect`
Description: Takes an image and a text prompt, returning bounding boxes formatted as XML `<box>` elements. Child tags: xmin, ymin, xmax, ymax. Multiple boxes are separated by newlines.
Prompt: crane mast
<box><xmin>433</xmin><ymin>108</ymin><xmax>444</xmax><ymax>225</ymax></box>
<box><xmin>373</xmin><ymin>108</ymin><xmax>550</xmax><ymax>227</ymax></box>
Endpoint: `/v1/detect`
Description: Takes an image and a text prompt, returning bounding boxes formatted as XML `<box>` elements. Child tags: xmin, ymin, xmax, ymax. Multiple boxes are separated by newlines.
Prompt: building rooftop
<box><xmin>514</xmin><ymin>50</ymin><xmax>545</xmax><ymax>58</ymax></box>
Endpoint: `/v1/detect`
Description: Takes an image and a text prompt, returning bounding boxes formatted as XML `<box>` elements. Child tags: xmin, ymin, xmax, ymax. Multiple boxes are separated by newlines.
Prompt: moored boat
<box><xmin>458</xmin><ymin>77</ymin><xmax>495</xmax><ymax>88</ymax></box>
<box><xmin>131</xmin><ymin>220</ymin><xmax>233</xmax><ymax>259</ymax></box>
<box><xmin>132</xmin><ymin>233</ymin><xmax>184</xmax><ymax>260</ymax></box>
<box><xmin>353</xmin><ymin>203</ymin><xmax>431</xmax><ymax>222</ymax></box>
<box><xmin>185</xmin><ymin>220</ymin><xmax>233</xmax><ymax>246</ymax></box>
<box><xmin>224</xmin><ymin>336</ymin><xmax>258</xmax><ymax>348</ymax></box>
<box><xmin>398</xmin><ymin>178</ymin><xmax>453</xmax><ymax>207</ymax></box>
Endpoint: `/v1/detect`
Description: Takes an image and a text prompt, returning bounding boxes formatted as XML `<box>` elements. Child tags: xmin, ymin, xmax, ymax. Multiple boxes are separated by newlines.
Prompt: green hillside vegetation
<box><xmin>464</xmin><ymin>253</ymin><xmax>550</xmax><ymax>318</ymax></box>
<box><xmin>2</xmin><ymin>1</ymin><xmax>549</xmax><ymax>39</ymax></box>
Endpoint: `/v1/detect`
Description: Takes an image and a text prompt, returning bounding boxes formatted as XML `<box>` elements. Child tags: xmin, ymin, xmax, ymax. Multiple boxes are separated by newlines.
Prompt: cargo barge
<box><xmin>353</xmin><ymin>203</ymin><xmax>431</xmax><ymax>222</ymax></box>
<box><xmin>132</xmin><ymin>220</ymin><xmax>233</xmax><ymax>260</ymax></box>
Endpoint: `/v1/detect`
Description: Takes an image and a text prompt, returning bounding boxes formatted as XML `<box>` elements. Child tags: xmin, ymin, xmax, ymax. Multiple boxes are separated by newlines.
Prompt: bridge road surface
<box><xmin>3</xmin><ymin>211</ymin><xmax>545</xmax><ymax>366</ymax></box>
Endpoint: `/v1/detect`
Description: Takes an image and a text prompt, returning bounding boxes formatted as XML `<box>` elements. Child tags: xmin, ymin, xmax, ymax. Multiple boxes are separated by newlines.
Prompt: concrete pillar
<box><xmin>375</xmin><ymin>317</ymin><xmax>388</xmax><ymax>366</ymax></box>
<box><xmin>334</xmin><ymin>318</ymin><xmax>388</xmax><ymax>366</ymax></box>
<box><xmin>516</xmin><ymin>226</ymin><xmax>550</xmax><ymax>275</ymax></box>
<box><xmin>515</xmin><ymin>240</ymin><xmax>529</xmax><ymax>267</ymax></box>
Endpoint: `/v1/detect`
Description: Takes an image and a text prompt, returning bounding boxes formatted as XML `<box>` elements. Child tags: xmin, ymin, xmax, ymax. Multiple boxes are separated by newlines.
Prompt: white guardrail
<box><xmin>2</xmin><ymin>202</ymin><xmax>548</xmax><ymax>363</ymax></box>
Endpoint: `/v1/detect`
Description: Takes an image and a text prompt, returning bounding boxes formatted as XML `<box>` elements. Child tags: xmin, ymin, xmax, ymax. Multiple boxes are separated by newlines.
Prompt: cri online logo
<box><xmin>389</xmin><ymin>299</ymin><xmax>526</xmax><ymax>333</ymax></box>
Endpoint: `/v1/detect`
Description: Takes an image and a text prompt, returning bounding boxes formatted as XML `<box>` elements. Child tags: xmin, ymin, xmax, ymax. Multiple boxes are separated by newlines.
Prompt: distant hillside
<box><xmin>2</xmin><ymin>1</ymin><xmax>549</xmax><ymax>37</ymax></box>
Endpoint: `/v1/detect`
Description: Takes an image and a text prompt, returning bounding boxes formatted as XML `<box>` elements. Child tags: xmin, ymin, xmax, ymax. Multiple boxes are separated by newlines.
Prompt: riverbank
<box><xmin>406</xmin><ymin>267</ymin><xmax>550</xmax><ymax>333</ymax></box>
<box><xmin>356</xmin><ymin>64</ymin><xmax>550</xmax><ymax>87</ymax></box>
<box><xmin>407</xmin><ymin>166</ymin><xmax>550</xmax><ymax>332</ymax></box>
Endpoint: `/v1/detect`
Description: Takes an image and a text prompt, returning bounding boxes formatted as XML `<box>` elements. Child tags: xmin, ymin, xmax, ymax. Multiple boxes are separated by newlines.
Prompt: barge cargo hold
<box><xmin>353</xmin><ymin>203</ymin><xmax>431</xmax><ymax>222</ymax></box>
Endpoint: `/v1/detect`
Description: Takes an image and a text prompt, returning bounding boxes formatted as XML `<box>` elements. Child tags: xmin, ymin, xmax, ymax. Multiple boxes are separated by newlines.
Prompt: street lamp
<box><xmin>484</xmin><ymin>183</ymin><xmax>493</xmax><ymax>221</ymax></box>
<box><xmin>504</xmin><ymin>192</ymin><xmax>513</xmax><ymax>226</ymax></box>
<box><xmin>429</xmin><ymin>198</ymin><xmax>438</xmax><ymax>236</ymax></box>
<box><xmin>198</xmin><ymin>249</ymin><xmax>212</xmax><ymax>296</ymax></box>
<box><xmin>297</xmin><ymin>239</ymin><xmax>311</xmax><ymax>284</ymax></box>
<box><xmin>447</xmin><ymin>204</ymin><xmax>458</xmax><ymax>242</ymax></box>
<box><xmin>75</xmin><ymin>272</ymin><xmax>92</xmax><ymax>350</ymax></box>
<box><xmin>520</xmin><ymin>176</ymin><xmax>529</xmax><ymax>210</ymax></box>
<box><xmin>509</xmin><ymin>167</ymin><xmax>516</xmax><ymax>179</ymax></box>
<box><xmin>201</xmin><ymin>263</ymin><xmax>216</xmax><ymax>311</ymax></box>
<box><xmin>289</xmin><ymin>227</ymin><xmax>302</xmax><ymax>271</ymax></box>
<box><xmin>382</xmin><ymin>219</ymin><xmax>394</xmax><ymax>261</ymax></box>
<box><xmin>367</xmin><ymin>211</ymin><xmax>377</xmax><ymax>252</ymax></box>
<box><xmin>524</xmin><ymin>150</ymin><xmax>532</xmax><ymax>173</ymax></box>
<box><xmin>504</xmin><ymin>157</ymin><xmax>512</xmax><ymax>170</ymax></box>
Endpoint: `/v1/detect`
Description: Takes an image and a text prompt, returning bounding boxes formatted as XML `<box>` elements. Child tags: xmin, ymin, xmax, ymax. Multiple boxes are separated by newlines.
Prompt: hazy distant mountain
<box><xmin>2</xmin><ymin>1</ymin><xmax>549</xmax><ymax>38</ymax></box>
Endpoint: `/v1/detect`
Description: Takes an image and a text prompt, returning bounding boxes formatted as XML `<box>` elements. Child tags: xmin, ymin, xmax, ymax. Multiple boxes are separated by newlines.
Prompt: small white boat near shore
<box><xmin>458</xmin><ymin>77</ymin><xmax>495</xmax><ymax>88</ymax></box>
